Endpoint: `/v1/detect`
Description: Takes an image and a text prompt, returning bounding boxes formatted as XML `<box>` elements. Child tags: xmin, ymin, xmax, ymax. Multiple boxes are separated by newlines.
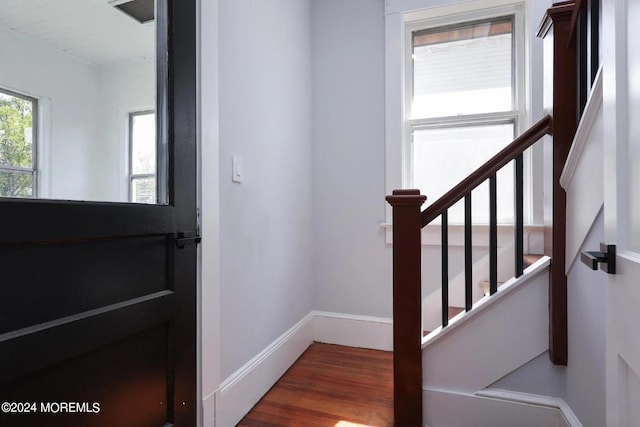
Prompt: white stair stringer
<box><xmin>424</xmin><ymin>388</ymin><xmax>582</xmax><ymax>427</ymax></box>
<box><xmin>421</xmin><ymin>257</ymin><xmax>554</xmax><ymax>426</ymax></box>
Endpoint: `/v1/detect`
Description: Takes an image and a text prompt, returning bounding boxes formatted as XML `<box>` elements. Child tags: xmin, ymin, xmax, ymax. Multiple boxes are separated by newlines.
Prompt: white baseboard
<box><xmin>312</xmin><ymin>310</ymin><xmax>393</xmax><ymax>351</ymax></box>
<box><xmin>211</xmin><ymin>310</ymin><xmax>392</xmax><ymax>426</ymax></box>
<box><xmin>213</xmin><ymin>312</ymin><xmax>315</xmax><ymax>427</ymax></box>
<box><xmin>424</xmin><ymin>388</ymin><xmax>580</xmax><ymax>427</ymax></box>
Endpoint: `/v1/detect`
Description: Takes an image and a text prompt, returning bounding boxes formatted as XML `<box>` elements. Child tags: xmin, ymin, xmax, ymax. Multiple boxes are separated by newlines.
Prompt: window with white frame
<box><xmin>405</xmin><ymin>8</ymin><xmax>526</xmax><ymax>223</ymax></box>
<box><xmin>0</xmin><ymin>88</ymin><xmax>37</xmax><ymax>198</ymax></box>
<box><xmin>129</xmin><ymin>110</ymin><xmax>156</xmax><ymax>204</ymax></box>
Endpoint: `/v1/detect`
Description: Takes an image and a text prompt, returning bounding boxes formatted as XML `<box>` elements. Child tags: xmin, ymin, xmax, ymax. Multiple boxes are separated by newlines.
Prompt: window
<box><xmin>405</xmin><ymin>9</ymin><xmax>526</xmax><ymax>223</ymax></box>
<box><xmin>129</xmin><ymin>111</ymin><xmax>156</xmax><ymax>203</ymax></box>
<box><xmin>0</xmin><ymin>89</ymin><xmax>37</xmax><ymax>198</ymax></box>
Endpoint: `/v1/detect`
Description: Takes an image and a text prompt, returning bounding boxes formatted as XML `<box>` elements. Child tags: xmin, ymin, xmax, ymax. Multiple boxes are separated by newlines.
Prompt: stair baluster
<box><xmin>464</xmin><ymin>193</ymin><xmax>472</xmax><ymax>312</ymax></box>
<box><xmin>441</xmin><ymin>211</ymin><xmax>449</xmax><ymax>327</ymax></box>
<box><xmin>515</xmin><ymin>153</ymin><xmax>525</xmax><ymax>278</ymax></box>
<box><xmin>489</xmin><ymin>173</ymin><xmax>498</xmax><ymax>295</ymax></box>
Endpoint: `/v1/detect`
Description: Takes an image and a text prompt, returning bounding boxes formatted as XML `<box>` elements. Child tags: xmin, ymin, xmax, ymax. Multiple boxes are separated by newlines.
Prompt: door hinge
<box><xmin>196</xmin><ymin>208</ymin><xmax>201</xmax><ymax>237</ymax></box>
<box><xmin>175</xmin><ymin>232</ymin><xmax>202</xmax><ymax>249</ymax></box>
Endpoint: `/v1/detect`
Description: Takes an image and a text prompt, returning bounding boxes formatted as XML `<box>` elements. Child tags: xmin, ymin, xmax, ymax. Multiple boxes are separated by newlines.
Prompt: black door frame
<box><xmin>0</xmin><ymin>0</ymin><xmax>198</xmax><ymax>424</ymax></box>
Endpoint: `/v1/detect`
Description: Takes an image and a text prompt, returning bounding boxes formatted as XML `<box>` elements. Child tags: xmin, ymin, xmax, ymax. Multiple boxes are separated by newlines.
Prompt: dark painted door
<box><xmin>0</xmin><ymin>1</ymin><xmax>197</xmax><ymax>426</ymax></box>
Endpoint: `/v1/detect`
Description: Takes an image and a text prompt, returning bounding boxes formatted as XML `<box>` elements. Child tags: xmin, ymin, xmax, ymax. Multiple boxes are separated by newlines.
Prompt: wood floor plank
<box><xmin>237</xmin><ymin>343</ymin><xmax>393</xmax><ymax>427</ymax></box>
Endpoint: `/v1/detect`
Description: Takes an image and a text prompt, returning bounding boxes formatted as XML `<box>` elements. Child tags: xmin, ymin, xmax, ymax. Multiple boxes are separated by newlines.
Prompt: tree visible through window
<box><xmin>0</xmin><ymin>89</ymin><xmax>36</xmax><ymax>198</ymax></box>
<box><xmin>129</xmin><ymin>111</ymin><xmax>156</xmax><ymax>204</ymax></box>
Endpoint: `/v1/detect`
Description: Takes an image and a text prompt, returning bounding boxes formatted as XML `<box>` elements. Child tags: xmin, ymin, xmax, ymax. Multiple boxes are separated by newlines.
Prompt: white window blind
<box><xmin>408</xmin><ymin>16</ymin><xmax>520</xmax><ymax>224</ymax></box>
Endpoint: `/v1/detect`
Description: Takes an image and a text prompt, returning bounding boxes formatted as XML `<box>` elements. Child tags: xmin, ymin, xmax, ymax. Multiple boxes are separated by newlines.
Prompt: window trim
<box><xmin>128</xmin><ymin>109</ymin><xmax>156</xmax><ymax>203</ymax></box>
<box><xmin>384</xmin><ymin>0</ymin><xmax>532</xmax><ymax>242</ymax></box>
<box><xmin>0</xmin><ymin>87</ymin><xmax>38</xmax><ymax>198</ymax></box>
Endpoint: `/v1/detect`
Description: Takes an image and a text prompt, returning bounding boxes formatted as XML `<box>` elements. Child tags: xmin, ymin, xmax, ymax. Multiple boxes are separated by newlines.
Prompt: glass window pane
<box><xmin>412</xmin><ymin>18</ymin><xmax>513</xmax><ymax>119</ymax></box>
<box><xmin>131</xmin><ymin>113</ymin><xmax>156</xmax><ymax>175</ymax></box>
<box><xmin>131</xmin><ymin>176</ymin><xmax>156</xmax><ymax>204</ymax></box>
<box><xmin>0</xmin><ymin>92</ymin><xmax>34</xmax><ymax>169</ymax></box>
<box><xmin>0</xmin><ymin>170</ymin><xmax>34</xmax><ymax>198</ymax></box>
<box><xmin>412</xmin><ymin>123</ymin><xmax>515</xmax><ymax>223</ymax></box>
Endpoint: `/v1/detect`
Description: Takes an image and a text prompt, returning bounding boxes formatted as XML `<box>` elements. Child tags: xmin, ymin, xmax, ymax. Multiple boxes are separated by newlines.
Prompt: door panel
<box><xmin>0</xmin><ymin>290</ymin><xmax>174</xmax><ymax>384</ymax></box>
<box><xmin>0</xmin><ymin>0</ymin><xmax>197</xmax><ymax>425</ymax></box>
<box><xmin>620</xmin><ymin>359</ymin><xmax>640</xmax><ymax>426</ymax></box>
<box><xmin>3</xmin><ymin>324</ymin><xmax>169</xmax><ymax>427</ymax></box>
<box><xmin>603</xmin><ymin>0</ymin><xmax>640</xmax><ymax>425</ymax></box>
<box><xmin>0</xmin><ymin>236</ymin><xmax>171</xmax><ymax>334</ymax></box>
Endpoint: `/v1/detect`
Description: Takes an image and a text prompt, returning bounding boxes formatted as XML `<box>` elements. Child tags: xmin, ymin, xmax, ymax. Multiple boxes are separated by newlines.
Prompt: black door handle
<box><xmin>581</xmin><ymin>243</ymin><xmax>616</xmax><ymax>274</ymax></box>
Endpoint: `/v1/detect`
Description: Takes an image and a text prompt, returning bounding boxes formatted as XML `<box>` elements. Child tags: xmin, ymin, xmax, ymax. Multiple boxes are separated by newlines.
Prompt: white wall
<box><xmin>97</xmin><ymin>60</ymin><xmax>156</xmax><ymax>202</ymax></box>
<box><xmin>312</xmin><ymin>0</ymin><xmax>391</xmax><ymax>317</ymax></box>
<box><xmin>0</xmin><ymin>28</ymin><xmax>101</xmax><ymax>200</ymax></box>
<box><xmin>218</xmin><ymin>0</ymin><xmax>314</xmax><ymax>379</ymax></box>
<box><xmin>491</xmin><ymin>351</ymin><xmax>567</xmax><ymax>397</ymax></box>
<box><xmin>565</xmin><ymin>210</ymin><xmax>606</xmax><ymax>427</ymax></box>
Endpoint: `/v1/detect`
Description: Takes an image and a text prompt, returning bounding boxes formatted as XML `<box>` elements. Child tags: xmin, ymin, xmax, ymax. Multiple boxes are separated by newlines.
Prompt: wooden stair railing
<box><xmin>386</xmin><ymin>115</ymin><xmax>553</xmax><ymax>427</ymax></box>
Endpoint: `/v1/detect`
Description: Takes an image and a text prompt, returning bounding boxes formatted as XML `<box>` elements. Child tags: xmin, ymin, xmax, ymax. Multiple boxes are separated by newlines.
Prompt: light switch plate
<box><xmin>232</xmin><ymin>155</ymin><xmax>243</xmax><ymax>183</ymax></box>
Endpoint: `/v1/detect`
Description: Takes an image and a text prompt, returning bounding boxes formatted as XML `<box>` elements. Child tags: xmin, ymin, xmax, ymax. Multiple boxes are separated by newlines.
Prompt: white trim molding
<box><xmin>214</xmin><ymin>312</ymin><xmax>315</xmax><ymax>427</ymax></box>
<box><xmin>476</xmin><ymin>389</ymin><xmax>583</xmax><ymax>427</ymax></box>
<box><xmin>313</xmin><ymin>311</ymin><xmax>393</xmax><ymax>351</ymax></box>
<box><xmin>560</xmin><ymin>66</ymin><xmax>603</xmax><ymax>190</ymax></box>
<box><xmin>423</xmin><ymin>388</ymin><xmax>582</xmax><ymax>427</ymax></box>
<box><xmin>560</xmin><ymin>66</ymin><xmax>605</xmax><ymax>271</ymax></box>
<box><xmin>423</xmin><ymin>388</ymin><xmax>581</xmax><ymax>427</ymax></box>
<box><xmin>386</xmin><ymin>0</ymin><xmax>530</xmax><ymax>17</ymax></box>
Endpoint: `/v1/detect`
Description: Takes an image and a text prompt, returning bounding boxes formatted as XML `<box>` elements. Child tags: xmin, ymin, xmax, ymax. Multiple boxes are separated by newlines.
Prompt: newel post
<box><xmin>385</xmin><ymin>189</ymin><xmax>426</xmax><ymax>427</ymax></box>
<box><xmin>538</xmin><ymin>1</ymin><xmax>577</xmax><ymax>366</ymax></box>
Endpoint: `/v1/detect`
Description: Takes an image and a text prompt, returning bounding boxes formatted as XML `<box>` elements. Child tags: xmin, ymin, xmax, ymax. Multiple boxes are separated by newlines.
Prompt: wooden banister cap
<box><xmin>392</xmin><ymin>189</ymin><xmax>421</xmax><ymax>196</ymax></box>
<box><xmin>386</xmin><ymin>189</ymin><xmax>427</xmax><ymax>207</ymax></box>
<box><xmin>538</xmin><ymin>1</ymin><xmax>576</xmax><ymax>38</ymax></box>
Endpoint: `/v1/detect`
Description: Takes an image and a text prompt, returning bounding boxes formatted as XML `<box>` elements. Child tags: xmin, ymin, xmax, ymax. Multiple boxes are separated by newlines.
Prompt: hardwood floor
<box><xmin>237</xmin><ymin>343</ymin><xmax>394</xmax><ymax>427</ymax></box>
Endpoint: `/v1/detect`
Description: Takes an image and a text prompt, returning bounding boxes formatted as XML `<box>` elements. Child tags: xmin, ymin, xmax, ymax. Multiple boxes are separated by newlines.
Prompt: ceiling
<box><xmin>0</xmin><ymin>0</ymin><xmax>154</xmax><ymax>66</ymax></box>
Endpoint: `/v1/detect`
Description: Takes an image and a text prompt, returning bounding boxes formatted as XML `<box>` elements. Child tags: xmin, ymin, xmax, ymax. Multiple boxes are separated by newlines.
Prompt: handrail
<box><xmin>421</xmin><ymin>114</ymin><xmax>553</xmax><ymax>226</ymax></box>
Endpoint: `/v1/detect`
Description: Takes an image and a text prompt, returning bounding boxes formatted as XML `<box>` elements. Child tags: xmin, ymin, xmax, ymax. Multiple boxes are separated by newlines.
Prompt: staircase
<box><xmin>387</xmin><ymin>115</ymin><xmax>554</xmax><ymax>427</ymax></box>
<box><xmin>385</xmin><ymin>2</ymin><xmax>585</xmax><ymax>425</ymax></box>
